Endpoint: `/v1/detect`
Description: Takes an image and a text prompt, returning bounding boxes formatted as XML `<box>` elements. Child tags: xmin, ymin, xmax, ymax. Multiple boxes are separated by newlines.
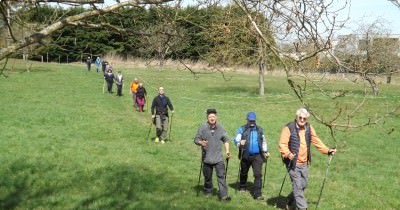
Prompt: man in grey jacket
<box><xmin>194</xmin><ymin>108</ymin><xmax>231</xmax><ymax>202</ymax></box>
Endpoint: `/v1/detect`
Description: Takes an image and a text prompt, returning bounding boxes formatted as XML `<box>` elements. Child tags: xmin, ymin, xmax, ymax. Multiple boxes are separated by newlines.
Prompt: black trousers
<box><xmin>107</xmin><ymin>81</ymin><xmax>113</xmax><ymax>93</ymax></box>
<box><xmin>239</xmin><ymin>154</ymin><xmax>263</xmax><ymax>197</ymax></box>
<box><xmin>116</xmin><ymin>84</ymin><xmax>122</xmax><ymax>96</ymax></box>
<box><xmin>203</xmin><ymin>161</ymin><xmax>228</xmax><ymax>198</ymax></box>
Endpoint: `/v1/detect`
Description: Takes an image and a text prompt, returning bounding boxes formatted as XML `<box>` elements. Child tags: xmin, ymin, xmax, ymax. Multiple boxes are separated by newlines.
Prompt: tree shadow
<box><xmin>0</xmin><ymin>159</ymin><xmax>187</xmax><ymax>209</ymax></box>
<box><xmin>202</xmin><ymin>86</ymin><xmax>258</xmax><ymax>97</ymax></box>
<box><xmin>266</xmin><ymin>195</ymin><xmax>289</xmax><ymax>209</ymax></box>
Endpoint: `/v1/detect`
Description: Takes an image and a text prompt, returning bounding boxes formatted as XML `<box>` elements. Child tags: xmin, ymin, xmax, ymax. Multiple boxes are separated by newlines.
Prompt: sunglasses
<box><xmin>298</xmin><ymin>116</ymin><xmax>307</xmax><ymax>121</ymax></box>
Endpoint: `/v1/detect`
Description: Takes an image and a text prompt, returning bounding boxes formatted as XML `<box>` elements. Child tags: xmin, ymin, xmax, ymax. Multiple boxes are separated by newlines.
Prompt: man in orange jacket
<box><xmin>130</xmin><ymin>78</ymin><xmax>139</xmax><ymax>109</ymax></box>
<box><xmin>279</xmin><ymin>108</ymin><xmax>336</xmax><ymax>210</ymax></box>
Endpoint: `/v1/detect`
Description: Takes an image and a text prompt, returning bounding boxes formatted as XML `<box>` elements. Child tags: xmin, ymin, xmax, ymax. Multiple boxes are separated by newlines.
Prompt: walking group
<box><xmin>194</xmin><ymin>108</ymin><xmax>336</xmax><ymax>210</ymax></box>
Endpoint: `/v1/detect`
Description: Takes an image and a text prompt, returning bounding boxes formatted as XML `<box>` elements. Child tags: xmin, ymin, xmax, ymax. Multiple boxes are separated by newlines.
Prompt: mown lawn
<box><xmin>0</xmin><ymin>60</ymin><xmax>399</xmax><ymax>210</ymax></box>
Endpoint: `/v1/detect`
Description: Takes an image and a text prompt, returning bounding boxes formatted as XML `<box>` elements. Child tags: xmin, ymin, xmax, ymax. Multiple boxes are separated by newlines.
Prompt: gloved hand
<box><xmin>264</xmin><ymin>152</ymin><xmax>270</xmax><ymax>159</ymax></box>
<box><xmin>240</xmin><ymin>140</ymin><xmax>246</xmax><ymax>146</ymax></box>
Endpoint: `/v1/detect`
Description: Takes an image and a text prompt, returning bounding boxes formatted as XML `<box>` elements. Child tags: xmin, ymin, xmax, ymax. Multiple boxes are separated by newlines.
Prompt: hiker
<box><xmin>86</xmin><ymin>56</ymin><xmax>92</xmax><ymax>72</ymax></box>
<box><xmin>130</xmin><ymin>78</ymin><xmax>139</xmax><ymax>109</ymax></box>
<box><xmin>234</xmin><ymin>111</ymin><xmax>269</xmax><ymax>200</ymax></box>
<box><xmin>101</xmin><ymin>61</ymin><xmax>108</xmax><ymax>74</ymax></box>
<box><xmin>194</xmin><ymin>108</ymin><xmax>231</xmax><ymax>202</ymax></box>
<box><xmin>95</xmin><ymin>57</ymin><xmax>102</xmax><ymax>73</ymax></box>
<box><xmin>136</xmin><ymin>83</ymin><xmax>147</xmax><ymax>112</ymax></box>
<box><xmin>104</xmin><ymin>69</ymin><xmax>114</xmax><ymax>94</ymax></box>
<box><xmin>151</xmin><ymin>86</ymin><xmax>174</xmax><ymax>144</ymax></box>
<box><xmin>279</xmin><ymin>108</ymin><xmax>337</xmax><ymax>210</ymax></box>
<box><xmin>115</xmin><ymin>71</ymin><xmax>123</xmax><ymax>96</ymax></box>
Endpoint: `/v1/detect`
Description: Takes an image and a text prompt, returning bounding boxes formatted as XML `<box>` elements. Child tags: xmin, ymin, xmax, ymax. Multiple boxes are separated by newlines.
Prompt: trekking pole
<box><xmin>146</xmin><ymin>119</ymin><xmax>153</xmax><ymax>141</ymax></box>
<box><xmin>168</xmin><ymin>113</ymin><xmax>174</xmax><ymax>142</ymax></box>
<box><xmin>102</xmin><ymin>79</ymin><xmax>105</xmax><ymax>94</ymax></box>
<box><xmin>197</xmin><ymin>150</ymin><xmax>204</xmax><ymax>197</ymax></box>
<box><xmin>315</xmin><ymin>154</ymin><xmax>334</xmax><ymax>210</ymax></box>
<box><xmin>262</xmin><ymin>157</ymin><xmax>268</xmax><ymax>188</ymax></box>
<box><xmin>236</xmin><ymin>146</ymin><xmax>244</xmax><ymax>193</ymax></box>
<box><xmin>278</xmin><ymin>159</ymin><xmax>293</xmax><ymax>197</ymax></box>
<box><xmin>224</xmin><ymin>158</ymin><xmax>229</xmax><ymax>180</ymax></box>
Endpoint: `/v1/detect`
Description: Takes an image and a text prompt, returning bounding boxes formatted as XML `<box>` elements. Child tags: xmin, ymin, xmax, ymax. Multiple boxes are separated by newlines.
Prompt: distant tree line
<box><xmin>7</xmin><ymin>5</ymin><xmax>271</xmax><ymax>65</ymax></box>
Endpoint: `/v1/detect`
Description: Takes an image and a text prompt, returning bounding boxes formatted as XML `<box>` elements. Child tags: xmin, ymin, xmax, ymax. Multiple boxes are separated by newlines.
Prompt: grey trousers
<box><xmin>289</xmin><ymin>164</ymin><xmax>309</xmax><ymax>209</ymax></box>
<box><xmin>203</xmin><ymin>161</ymin><xmax>228</xmax><ymax>198</ymax></box>
<box><xmin>155</xmin><ymin>115</ymin><xmax>169</xmax><ymax>140</ymax></box>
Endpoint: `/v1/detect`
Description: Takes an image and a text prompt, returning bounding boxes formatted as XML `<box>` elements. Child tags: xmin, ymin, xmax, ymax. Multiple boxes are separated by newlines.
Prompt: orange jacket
<box><xmin>279</xmin><ymin>124</ymin><xmax>329</xmax><ymax>165</ymax></box>
<box><xmin>130</xmin><ymin>81</ymin><xmax>139</xmax><ymax>93</ymax></box>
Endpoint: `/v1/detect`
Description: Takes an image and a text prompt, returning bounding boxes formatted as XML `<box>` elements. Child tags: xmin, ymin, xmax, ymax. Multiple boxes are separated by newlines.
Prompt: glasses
<box><xmin>298</xmin><ymin>116</ymin><xmax>307</xmax><ymax>121</ymax></box>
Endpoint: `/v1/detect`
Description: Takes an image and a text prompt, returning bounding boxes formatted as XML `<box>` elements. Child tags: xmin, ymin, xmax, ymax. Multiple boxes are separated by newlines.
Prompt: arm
<box><xmin>167</xmin><ymin>97</ymin><xmax>174</xmax><ymax>111</ymax></box>
<box><xmin>222</xmin><ymin>130</ymin><xmax>231</xmax><ymax>159</ymax></box>
<box><xmin>194</xmin><ymin>126</ymin><xmax>208</xmax><ymax>147</ymax></box>
<box><xmin>233</xmin><ymin>127</ymin><xmax>243</xmax><ymax>147</ymax></box>
<box><xmin>151</xmin><ymin>98</ymin><xmax>156</xmax><ymax>115</ymax></box>
<box><xmin>278</xmin><ymin>126</ymin><xmax>292</xmax><ymax>159</ymax></box>
<box><xmin>310</xmin><ymin>125</ymin><xmax>330</xmax><ymax>155</ymax></box>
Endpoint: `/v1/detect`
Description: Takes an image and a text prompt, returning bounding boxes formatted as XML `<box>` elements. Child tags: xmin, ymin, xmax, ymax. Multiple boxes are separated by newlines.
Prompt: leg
<box><xmin>251</xmin><ymin>155</ymin><xmax>264</xmax><ymax>198</ymax></box>
<box><xmin>160</xmin><ymin>116</ymin><xmax>169</xmax><ymax>141</ymax></box>
<box><xmin>239</xmin><ymin>158</ymin><xmax>251</xmax><ymax>190</ymax></box>
<box><xmin>215</xmin><ymin>161</ymin><xmax>229</xmax><ymax>199</ymax></box>
<box><xmin>155</xmin><ymin>115</ymin><xmax>162</xmax><ymax>139</ymax></box>
<box><xmin>202</xmin><ymin>163</ymin><xmax>213</xmax><ymax>195</ymax></box>
<box><xmin>289</xmin><ymin>165</ymin><xmax>308</xmax><ymax>210</ymax></box>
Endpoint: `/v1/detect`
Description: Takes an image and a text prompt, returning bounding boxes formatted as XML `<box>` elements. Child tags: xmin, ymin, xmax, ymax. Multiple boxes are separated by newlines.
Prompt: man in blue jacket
<box><xmin>234</xmin><ymin>112</ymin><xmax>270</xmax><ymax>200</ymax></box>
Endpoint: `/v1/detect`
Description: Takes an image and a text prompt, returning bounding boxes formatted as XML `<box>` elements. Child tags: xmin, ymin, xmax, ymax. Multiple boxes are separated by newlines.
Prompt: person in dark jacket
<box><xmin>104</xmin><ymin>69</ymin><xmax>114</xmax><ymax>94</ymax></box>
<box><xmin>194</xmin><ymin>108</ymin><xmax>231</xmax><ymax>202</ymax></box>
<box><xmin>233</xmin><ymin>112</ymin><xmax>270</xmax><ymax>200</ymax></box>
<box><xmin>86</xmin><ymin>56</ymin><xmax>92</xmax><ymax>72</ymax></box>
<box><xmin>115</xmin><ymin>71</ymin><xmax>123</xmax><ymax>96</ymax></box>
<box><xmin>151</xmin><ymin>87</ymin><xmax>174</xmax><ymax>143</ymax></box>
<box><xmin>279</xmin><ymin>108</ymin><xmax>337</xmax><ymax>210</ymax></box>
<box><xmin>136</xmin><ymin>83</ymin><xmax>147</xmax><ymax>112</ymax></box>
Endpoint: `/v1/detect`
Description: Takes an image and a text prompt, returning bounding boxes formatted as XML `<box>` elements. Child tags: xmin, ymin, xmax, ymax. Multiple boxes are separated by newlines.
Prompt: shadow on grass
<box><xmin>202</xmin><ymin>86</ymin><xmax>258</xmax><ymax>97</ymax></box>
<box><xmin>266</xmin><ymin>195</ymin><xmax>289</xmax><ymax>209</ymax></box>
<box><xmin>0</xmin><ymin>159</ymin><xmax>186</xmax><ymax>209</ymax></box>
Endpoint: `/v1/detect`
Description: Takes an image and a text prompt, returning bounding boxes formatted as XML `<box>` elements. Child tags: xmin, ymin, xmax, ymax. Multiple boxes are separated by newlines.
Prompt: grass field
<box><xmin>0</xmin><ymin>60</ymin><xmax>399</xmax><ymax>210</ymax></box>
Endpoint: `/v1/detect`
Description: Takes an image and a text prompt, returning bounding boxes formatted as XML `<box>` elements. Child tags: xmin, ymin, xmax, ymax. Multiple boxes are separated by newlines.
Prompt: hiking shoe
<box><xmin>255</xmin><ymin>195</ymin><xmax>265</xmax><ymax>200</ymax></box>
<box><xmin>220</xmin><ymin>196</ymin><xmax>231</xmax><ymax>202</ymax></box>
<box><xmin>154</xmin><ymin>137</ymin><xmax>159</xmax><ymax>143</ymax></box>
<box><xmin>161</xmin><ymin>140</ymin><xmax>165</xmax><ymax>144</ymax></box>
<box><xmin>239</xmin><ymin>188</ymin><xmax>247</xmax><ymax>193</ymax></box>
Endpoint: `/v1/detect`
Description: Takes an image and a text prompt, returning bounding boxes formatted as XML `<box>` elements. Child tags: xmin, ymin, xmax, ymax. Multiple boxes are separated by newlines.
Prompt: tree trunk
<box><xmin>386</xmin><ymin>73</ymin><xmax>392</xmax><ymax>84</ymax></box>
<box><xmin>258</xmin><ymin>61</ymin><xmax>265</xmax><ymax>96</ymax></box>
<box><xmin>365</xmin><ymin>75</ymin><xmax>379</xmax><ymax>96</ymax></box>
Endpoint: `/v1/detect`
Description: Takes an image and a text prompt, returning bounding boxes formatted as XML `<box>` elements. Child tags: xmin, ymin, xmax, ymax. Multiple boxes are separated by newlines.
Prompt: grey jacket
<box><xmin>194</xmin><ymin>123</ymin><xmax>230</xmax><ymax>164</ymax></box>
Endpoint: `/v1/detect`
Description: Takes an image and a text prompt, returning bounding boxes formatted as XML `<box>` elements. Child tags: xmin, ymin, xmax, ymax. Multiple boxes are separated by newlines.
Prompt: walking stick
<box><xmin>102</xmin><ymin>79</ymin><xmax>105</xmax><ymax>94</ymax></box>
<box><xmin>168</xmin><ymin>113</ymin><xmax>174</xmax><ymax>142</ymax></box>
<box><xmin>146</xmin><ymin>119</ymin><xmax>153</xmax><ymax>141</ymax></box>
<box><xmin>262</xmin><ymin>158</ymin><xmax>268</xmax><ymax>188</ymax></box>
<box><xmin>236</xmin><ymin>146</ymin><xmax>244</xmax><ymax>193</ymax></box>
<box><xmin>315</xmin><ymin>155</ymin><xmax>334</xmax><ymax>210</ymax></box>
<box><xmin>197</xmin><ymin>150</ymin><xmax>205</xmax><ymax>196</ymax></box>
<box><xmin>278</xmin><ymin>159</ymin><xmax>293</xmax><ymax>197</ymax></box>
<box><xmin>224</xmin><ymin>158</ymin><xmax>229</xmax><ymax>180</ymax></box>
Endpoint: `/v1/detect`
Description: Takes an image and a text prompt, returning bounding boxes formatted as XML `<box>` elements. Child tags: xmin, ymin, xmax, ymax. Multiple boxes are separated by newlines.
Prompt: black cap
<box><xmin>206</xmin><ymin>108</ymin><xmax>217</xmax><ymax>115</ymax></box>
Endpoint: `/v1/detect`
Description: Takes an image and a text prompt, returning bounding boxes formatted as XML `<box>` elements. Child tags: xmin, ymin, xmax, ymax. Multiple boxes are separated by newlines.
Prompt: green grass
<box><xmin>0</xmin><ymin>60</ymin><xmax>399</xmax><ymax>210</ymax></box>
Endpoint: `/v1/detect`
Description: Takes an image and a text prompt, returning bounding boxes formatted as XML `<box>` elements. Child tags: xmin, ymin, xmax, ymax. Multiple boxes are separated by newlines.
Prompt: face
<box><xmin>158</xmin><ymin>87</ymin><xmax>165</xmax><ymax>95</ymax></box>
<box><xmin>248</xmin><ymin>120</ymin><xmax>256</xmax><ymax>127</ymax></box>
<box><xmin>297</xmin><ymin>114</ymin><xmax>308</xmax><ymax>127</ymax></box>
<box><xmin>207</xmin><ymin>113</ymin><xmax>217</xmax><ymax>125</ymax></box>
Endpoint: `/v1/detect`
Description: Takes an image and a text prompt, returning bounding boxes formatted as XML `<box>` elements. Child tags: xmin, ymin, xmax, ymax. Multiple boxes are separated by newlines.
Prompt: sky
<box><xmin>335</xmin><ymin>0</ymin><xmax>400</xmax><ymax>35</ymax></box>
<box><xmin>102</xmin><ymin>0</ymin><xmax>400</xmax><ymax>35</ymax></box>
